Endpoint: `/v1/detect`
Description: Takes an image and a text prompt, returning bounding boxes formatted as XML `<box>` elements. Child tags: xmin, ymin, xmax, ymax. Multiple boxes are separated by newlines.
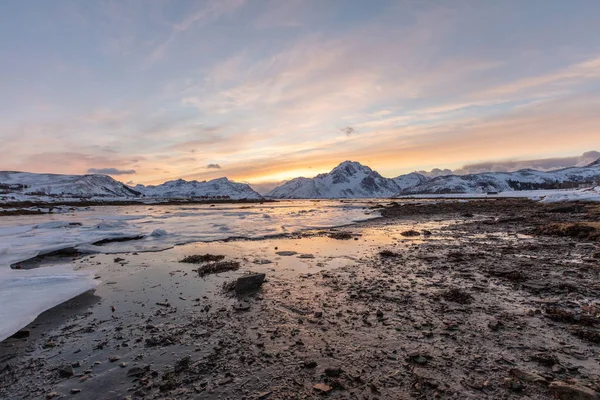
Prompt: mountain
<box><xmin>266</xmin><ymin>161</ymin><xmax>401</xmax><ymax>198</ymax></box>
<box><xmin>135</xmin><ymin>177</ymin><xmax>263</xmax><ymax>200</ymax></box>
<box><xmin>0</xmin><ymin>171</ymin><xmax>141</xmax><ymax>198</ymax></box>
<box><xmin>392</xmin><ymin>172</ymin><xmax>430</xmax><ymax>190</ymax></box>
<box><xmin>399</xmin><ymin>159</ymin><xmax>600</xmax><ymax>195</ymax></box>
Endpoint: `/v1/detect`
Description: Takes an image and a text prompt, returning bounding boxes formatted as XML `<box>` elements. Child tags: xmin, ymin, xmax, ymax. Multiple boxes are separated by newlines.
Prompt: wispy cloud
<box><xmin>88</xmin><ymin>167</ymin><xmax>137</xmax><ymax>175</ymax></box>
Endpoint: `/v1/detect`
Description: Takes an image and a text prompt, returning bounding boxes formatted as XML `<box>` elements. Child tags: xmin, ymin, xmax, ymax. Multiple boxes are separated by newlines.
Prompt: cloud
<box><xmin>206</xmin><ymin>163</ymin><xmax>222</xmax><ymax>169</ymax></box>
<box><xmin>340</xmin><ymin>126</ymin><xmax>356</xmax><ymax>136</ymax></box>
<box><xmin>453</xmin><ymin>151</ymin><xmax>600</xmax><ymax>175</ymax></box>
<box><xmin>415</xmin><ymin>168</ymin><xmax>454</xmax><ymax>177</ymax></box>
<box><xmin>87</xmin><ymin>167</ymin><xmax>137</xmax><ymax>175</ymax></box>
<box><xmin>149</xmin><ymin>0</ymin><xmax>246</xmax><ymax>62</ymax></box>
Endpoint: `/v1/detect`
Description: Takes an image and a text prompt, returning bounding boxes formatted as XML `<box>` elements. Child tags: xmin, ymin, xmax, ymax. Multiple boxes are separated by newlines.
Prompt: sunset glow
<box><xmin>2</xmin><ymin>1</ymin><xmax>600</xmax><ymax>188</ymax></box>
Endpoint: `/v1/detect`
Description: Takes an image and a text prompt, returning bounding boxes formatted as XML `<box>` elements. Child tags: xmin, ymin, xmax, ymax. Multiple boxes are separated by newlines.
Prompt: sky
<box><xmin>1</xmin><ymin>0</ymin><xmax>600</xmax><ymax>190</ymax></box>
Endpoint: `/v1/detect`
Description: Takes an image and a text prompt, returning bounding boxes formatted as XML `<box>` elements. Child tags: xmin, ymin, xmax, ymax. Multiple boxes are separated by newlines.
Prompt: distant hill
<box><xmin>134</xmin><ymin>177</ymin><xmax>263</xmax><ymax>200</ymax></box>
<box><xmin>0</xmin><ymin>171</ymin><xmax>141</xmax><ymax>199</ymax></box>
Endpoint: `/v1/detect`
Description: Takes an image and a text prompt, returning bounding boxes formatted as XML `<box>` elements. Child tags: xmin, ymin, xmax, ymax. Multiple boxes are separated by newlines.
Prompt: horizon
<box><xmin>2</xmin><ymin>1</ymin><xmax>600</xmax><ymax>186</ymax></box>
<box><xmin>7</xmin><ymin>150</ymin><xmax>600</xmax><ymax>196</ymax></box>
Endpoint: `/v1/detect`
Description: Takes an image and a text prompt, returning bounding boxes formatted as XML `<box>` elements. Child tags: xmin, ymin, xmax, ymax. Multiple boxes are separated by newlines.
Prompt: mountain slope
<box><xmin>399</xmin><ymin>160</ymin><xmax>600</xmax><ymax>195</ymax></box>
<box><xmin>266</xmin><ymin>161</ymin><xmax>401</xmax><ymax>198</ymax></box>
<box><xmin>392</xmin><ymin>172</ymin><xmax>430</xmax><ymax>190</ymax></box>
<box><xmin>0</xmin><ymin>171</ymin><xmax>141</xmax><ymax>198</ymax></box>
<box><xmin>135</xmin><ymin>177</ymin><xmax>263</xmax><ymax>200</ymax></box>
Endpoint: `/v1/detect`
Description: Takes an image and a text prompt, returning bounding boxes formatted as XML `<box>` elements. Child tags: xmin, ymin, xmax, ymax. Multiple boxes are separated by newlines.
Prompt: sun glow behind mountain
<box><xmin>1</xmin><ymin>1</ymin><xmax>600</xmax><ymax>184</ymax></box>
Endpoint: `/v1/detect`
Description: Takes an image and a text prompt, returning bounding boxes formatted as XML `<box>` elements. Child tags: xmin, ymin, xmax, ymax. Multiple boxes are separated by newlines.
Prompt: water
<box><xmin>0</xmin><ymin>200</ymin><xmax>382</xmax><ymax>341</ymax></box>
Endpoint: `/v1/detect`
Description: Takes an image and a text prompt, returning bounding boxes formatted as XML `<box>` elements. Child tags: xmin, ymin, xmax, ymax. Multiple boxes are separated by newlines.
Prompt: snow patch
<box><xmin>0</xmin><ymin>265</ymin><xmax>99</xmax><ymax>342</ymax></box>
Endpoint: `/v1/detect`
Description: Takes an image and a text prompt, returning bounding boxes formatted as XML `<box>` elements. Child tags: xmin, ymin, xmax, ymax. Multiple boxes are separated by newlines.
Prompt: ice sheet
<box><xmin>0</xmin><ymin>265</ymin><xmax>99</xmax><ymax>341</ymax></box>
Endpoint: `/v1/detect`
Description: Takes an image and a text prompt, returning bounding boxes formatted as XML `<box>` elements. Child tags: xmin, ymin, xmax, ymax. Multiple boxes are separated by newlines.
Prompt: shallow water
<box><xmin>0</xmin><ymin>200</ymin><xmax>387</xmax><ymax>341</ymax></box>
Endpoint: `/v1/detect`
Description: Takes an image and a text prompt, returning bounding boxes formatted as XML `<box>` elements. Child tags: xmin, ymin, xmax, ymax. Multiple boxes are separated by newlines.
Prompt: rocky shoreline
<box><xmin>1</xmin><ymin>199</ymin><xmax>599</xmax><ymax>399</ymax></box>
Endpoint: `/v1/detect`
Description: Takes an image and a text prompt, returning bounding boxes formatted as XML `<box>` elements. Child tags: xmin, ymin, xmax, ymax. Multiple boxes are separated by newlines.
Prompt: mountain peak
<box><xmin>331</xmin><ymin>160</ymin><xmax>372</xmax><ymax>175</ymax></box>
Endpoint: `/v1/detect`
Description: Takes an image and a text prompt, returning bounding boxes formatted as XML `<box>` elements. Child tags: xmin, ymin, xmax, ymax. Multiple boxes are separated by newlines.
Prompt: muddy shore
<box><xmin>1</xmin><ymin>199</ymin><xmax>599</xmax><ymax>399</ymax></box>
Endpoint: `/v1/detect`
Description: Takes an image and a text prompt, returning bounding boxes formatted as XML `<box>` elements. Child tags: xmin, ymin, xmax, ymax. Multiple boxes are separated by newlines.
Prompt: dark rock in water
<box><xmin>235</xmin><ymin>273</ymin><xmax>266</xmax><ymax>294</ymax></box>
<box><xmin>58</xmin><ymin>364</ymin><xmax>74</xmax><ymax>378</ymax></box>
<box><xmin>10</xmin><ymin>330</ymin><xmax>30</xmax><ymax>339</ymax></box>
<box><xmin>328</xmin><ymin>232</ymin><xmax>353</xmax><ymax>240</ymax></box>
<box><xmin>400</xmin><ymin>229</ymin><xmax>420</xmax><ymax>237</ymax></box>
<box><xmin>275</xmin><ymin>251</ymin><xmax>298</xmax><ymax>256</ymax></box>
<box><xmin>180</xmin><ymin>254</ymin><xmax>225</xmax><ymax>264</ymax></box>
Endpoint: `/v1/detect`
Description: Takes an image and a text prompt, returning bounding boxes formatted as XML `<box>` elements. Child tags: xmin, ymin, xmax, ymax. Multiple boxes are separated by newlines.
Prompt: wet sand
<box><xmin>1</xmin><ymin>199</ymin><xmax>599</xmax><ymax>399</ymax></box>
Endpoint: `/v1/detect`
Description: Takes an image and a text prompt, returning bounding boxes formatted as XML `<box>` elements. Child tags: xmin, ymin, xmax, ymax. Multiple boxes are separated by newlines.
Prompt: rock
<box><xmin>549</xmin><ymin>381</ymin><xmax>599</xmax><ymax>400</ymax></box>
<box><xmin>71</xmin><ymin>388</ymin><xmax>81</xmax><ymax>394</ymax></box>
<box><xmin>127</xmin><ymin>366</ymin><xmax>146</xmax><ymax>377</ymax></box>
<box><xmin>313</xmin><ymin>383</ymin><xmax>333</xmax><ymax>393</ymax></box>
<box><xmin>401</xmin><ymin>229</ymin><xmax>420</xmax><ymax>237</ymax></box>
<box><xmin>412</xmin><ymin>368</ymin><xmax>441</xmax><ymax>388</ymax></box>
<box><xmin>303</xmin><ymin>360</ymin><xmax>318</xmax><ymax>369</ymax></box>
<box><xmin>488</xmin><ymin>319</ymin><xmax>503</xmax><ymax>331</ymax></box>
<box><xmin>114</xmin><ymin>257</ymin><xmax>125</xmax><ymax>263</ymax></box>
<box><xmin>510</xmin><ymin>368</ymin><xmax>548</xmax><ymax>384</ymax></box>
<box><xmin>233</xmin><ymin>302</ymin><xmax>251</xmax><ymax>311</ymax></box>
<box><xmin>298</xmin><ymin>254</ymin><xmax>315</xmax><ymax>259</ymax></box>
<box><xmin>109</xmin><ymin>355</ymin><xmax>121</xmax><ymax>362</ymax></box>
<box><xmin>548</xmin><ymin>205</ymin><xmax>586</xmax><ymax>214</ymax></box>
<box><xmin>257</xmin><ymin>392</ymin><xmax>272</xmax><ymax>399</ymax></box>
<box><xmin>314</xmin><ymin>311</ymin><xmax>323</xmax><ymax>318</ymax></box>
<box><xmin>235</xmin><ymin>273</ymin><xmax>266</xmax><ymax>294</ymax></box>
<box><xmin>46</xmin><ymin>392</ymin><xmax>58</xmax><ymax>399</ymax></box>
<box><xmin>503</xmin><ymin>377</ymin><xmax>524</xmax><ymax>392</ymax></box>
<box><xmin>531</xmin><ymin>353</ymin><xmax>558</xmax><ymax>366</ymax></box>
<box><xmin>275</xmin><ymin>251</ymin><xmax>297</xmax><ymax>256</ymax></box>
<box><xmin>324</xmin><ymin>367</ymin><xmax>342</xmax><ymax>377</ymax></box>
<box><xmin>119</xmin><ymin>362</ymin><xmax>128</xmax><ymax>368</ymax></box>
<box><xmin>58</xmin><ymin>364</ymin><xmax>75</xmax><ymax>378</ymax></box>
<box><xmin>10</xmin><ymin>329</ymin><xmax>30</xmax><ymax>339</ymax></box>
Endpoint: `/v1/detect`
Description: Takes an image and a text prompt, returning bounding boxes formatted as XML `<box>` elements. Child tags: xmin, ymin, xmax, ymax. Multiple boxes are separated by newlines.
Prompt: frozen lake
<box><xmin>0</xmin><ymin>200</ymin><xmax>382</xmax><ymax>341</ymax></box>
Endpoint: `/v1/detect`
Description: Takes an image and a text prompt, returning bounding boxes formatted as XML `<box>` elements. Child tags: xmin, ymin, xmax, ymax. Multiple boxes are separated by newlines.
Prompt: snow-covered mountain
<box><xmin>135</xmin><ymin>177</ymin><xmax>263</xmax><ymax>200</ymax></box>
<box><xmin>392</xmin><ymin>172</ymin><xmax>430</xmax><ymax>190</ymax></box>
<box><xmin>0</xmin><ymin>171</ymin><xmax>141</xmax><ymax>198</ymax></box>
<box><xmin>266</xmin><ymin>161</ymin><xmax>402</xmax><ymax>198</ymax></box>
<box><xmin>399</xmin><ymin>159</ymin><xmax>600</xmax><ymax>195</ymax></box>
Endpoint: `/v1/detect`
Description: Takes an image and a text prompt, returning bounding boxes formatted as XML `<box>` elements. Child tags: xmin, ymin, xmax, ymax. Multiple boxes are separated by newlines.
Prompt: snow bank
<box><xmin>540</xmin><ymin>186</ymin><xmax>600</xmax><ymax>203</ymax></box>
<box><xmin>0</xmin><ymin>265</ymin><xmax>99</xmax><ymax>341</ymax></box>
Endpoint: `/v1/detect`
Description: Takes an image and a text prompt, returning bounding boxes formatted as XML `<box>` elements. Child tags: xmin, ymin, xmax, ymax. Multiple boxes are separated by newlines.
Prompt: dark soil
<box><xmin>2</xmin><ymin>199</ymin><xmax>600</xmax><ymax>399</ymax></box>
